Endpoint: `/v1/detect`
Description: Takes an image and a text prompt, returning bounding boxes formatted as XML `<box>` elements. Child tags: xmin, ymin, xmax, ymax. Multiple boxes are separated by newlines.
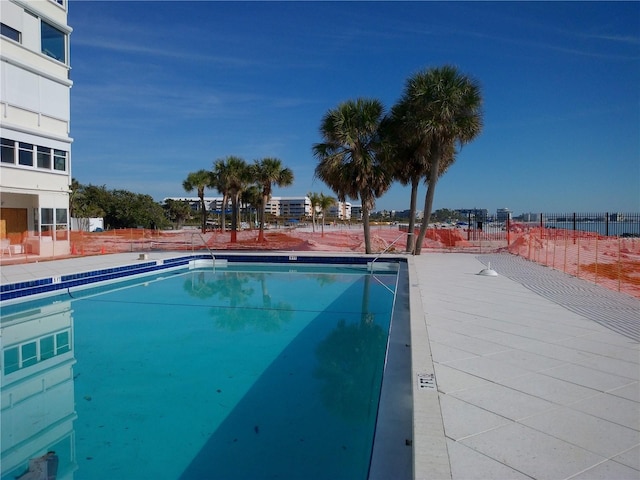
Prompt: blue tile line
<box><xmin>1</xmin><ymin>254</ymin><xmax>404</xmax><ymax>303</ymax></box>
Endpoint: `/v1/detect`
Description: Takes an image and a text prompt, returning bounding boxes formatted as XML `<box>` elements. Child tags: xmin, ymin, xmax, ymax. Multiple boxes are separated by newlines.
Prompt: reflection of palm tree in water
<box><xmin>247</xmin><ymin>272</ymin><xmax>294</xmax><ymax>332</ymax></box>
<box><xmin>182</xmin><ymin>271</ymin><xmax>216</xmax><ymax>299</ymax></box>
<box><xmin>314</xmin><ymin>273</ymin><xmax>386</xmax><ymax>423</ymax></box>
<box><xmin>183</xmin><ymin>271</ymin><xmax>292</xmax><ymax>331</ymax></box>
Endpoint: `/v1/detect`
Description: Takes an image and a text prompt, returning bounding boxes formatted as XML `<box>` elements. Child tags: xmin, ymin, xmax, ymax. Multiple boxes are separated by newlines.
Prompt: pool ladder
<box><xmin>191</xmin><ymin>232</ymin><xmax>216</xmax><ymax>266</ymax></box>
<box><xmin>368</xmin><ymin>231</ymin><xmax>411</xmax><ymax>273</ymax></box>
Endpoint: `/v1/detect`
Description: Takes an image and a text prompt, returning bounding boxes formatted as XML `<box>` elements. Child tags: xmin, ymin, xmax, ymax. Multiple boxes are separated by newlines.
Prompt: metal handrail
<box><xmin>369</xmin><ymin>231</ymin><xmax>412</xmax><ymax>272</ymax></box>
<box><xmin>191</xmin><ymin>232</ymin><xmax>216</xmax><ymax>264</ymax></box>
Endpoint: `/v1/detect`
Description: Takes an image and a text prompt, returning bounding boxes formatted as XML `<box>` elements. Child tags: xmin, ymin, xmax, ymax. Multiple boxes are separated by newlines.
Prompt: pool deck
<box><xmin>1</xmin><ymin>251</ymin><xmax>639</xmax><ymax>480</ymax></box>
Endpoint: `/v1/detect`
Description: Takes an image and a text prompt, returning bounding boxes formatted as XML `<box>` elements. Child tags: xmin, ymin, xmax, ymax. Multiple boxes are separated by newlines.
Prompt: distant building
<box><xmin>164</xmin><ymin>196</ymin><xmax>313</xmax><ymax>219</ymax></box>
<box><xmin>351</xmin><ymin>205</ymin><xmax>363</xmax><ymax>220</ymax></box>
<box><xmin>456</xmin><ymin>209</ymin><xmax>489</xmax><ymax>221</ymax></box>
<box><xmin>327</xmin><ymin>201</ymin><xmax>351</xmax><ymax>220</ymax></box>
<box><xmin>521</xmin><ymin>212</ymin><xmax>543</xmax><ymax>222</ymax></box>
<box><xmin>1</xmin><ymin>0</ymin><xmax>73</xmax><ymax>256</ymax></box>
<box><xmin>496</xmin><ymin>208</ymin><xmax>512</xmax><ymax>222</ymax></box>
<box><xmin>274</xmin><ymin>197</ymin><xmax>311</xmax><ymax>219</ymax></box>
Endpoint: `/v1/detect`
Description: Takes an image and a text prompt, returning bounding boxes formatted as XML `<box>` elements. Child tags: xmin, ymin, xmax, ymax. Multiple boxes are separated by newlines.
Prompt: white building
<box><xmin>165</xmin><ymin>196</ymin><xmax>313</xmax><ymax>219</ymax></box>
<box><xmin>327</xmin><ymin>201</ymin><xmax>351</xmax><ymax>220</ymax></box>
<box><xmin>1</xmin><ymin>0</ymin><xmax>72</xmax><ymax>257</ymax></box>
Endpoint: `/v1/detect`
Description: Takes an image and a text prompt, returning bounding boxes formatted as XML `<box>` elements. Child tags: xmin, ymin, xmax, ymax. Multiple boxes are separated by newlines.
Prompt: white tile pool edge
<box><xmin>408</xmin><ymin>258</ymin><xmax>451</xmax><ymax>479</ymax></box>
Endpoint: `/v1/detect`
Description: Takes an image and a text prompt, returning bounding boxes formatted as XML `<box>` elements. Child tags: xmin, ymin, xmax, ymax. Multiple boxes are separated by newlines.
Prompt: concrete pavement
<box><xmin>411</xmin><ymin>253</ymin><xmax>639</xmax><ymax>480</ymax></box>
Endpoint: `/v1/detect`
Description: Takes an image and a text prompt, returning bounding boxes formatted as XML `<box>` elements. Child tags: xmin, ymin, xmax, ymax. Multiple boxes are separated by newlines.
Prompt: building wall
<box><xmin>0</xmin><ymin>0</ymin><xmax>72</xmax><ymax>255</ymax></box>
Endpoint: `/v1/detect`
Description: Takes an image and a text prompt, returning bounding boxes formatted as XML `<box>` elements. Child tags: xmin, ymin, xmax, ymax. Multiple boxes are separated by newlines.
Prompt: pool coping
<box><xmin>0</xmin><ymin>251</ymin><xmax>437</xmax><ymax>480</ymax></box>
<box><xmin>0</xmin><ymin>252</ymin><xmax>404</xmax><ymax>305</ymax></box>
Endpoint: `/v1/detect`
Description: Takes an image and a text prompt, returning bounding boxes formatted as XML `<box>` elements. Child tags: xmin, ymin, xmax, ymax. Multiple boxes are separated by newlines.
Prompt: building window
<box><xmin>56</xmin><ymin>208</ymin><xmax>68</xmax><ymax>226</ymax></box>
<box><xmin>1</xmin><ymin>138</ymin><xmax>15</xmax><ymax>164</ymax></box>
<box><xmin>1</xmin><ymin>23</ymin><xmax>21</xmax><ymax>42</ymax></box>
<box><xmin>1</xmin><ymin>329</ymin><xmax>72</xmax><ymax>375</ymax></box>
<box><xmin>21</xmin><ymin>342</ymin><xmax>38</xmax><ymax>368</ymax></box>
<box><xmin>41</xmin><ymin>335</ymin><xmax>55</xmax><ymax>361</ymax></box>
<box><xmin>3</xmin><ymin>347</ymin><xmax>20</xmax><ymax>375</ymax></box>
<box><xmin>18</xmin><ymin>142</ymin><xmax>34</xmax><ymax>166</ymax></box>
<box><xmin>41</xmin><ymin>208</ymin><xmax>54</xmax><ymax>235</ymax></box>
<box><xmin>2</xmin><ymin>138</ymin><xmax>68</xmax><ymax>171</ymax></box>
<box><xmin>56</xmin><ymin>331</ymin><xmax>70</xmax><ymax>354</ymax></box>
<box><xmin>37</xmin><ymin>146</ymin><xmax>52</xmax><ymax>169</ymax></box>
<box><xmin>41</xmin><ymin>21</ymin><xmax>66</xmax><ymax>63</ymax></box>
<box><xmin>54</xmin><ymin>149</ymin><xmax>67</xmax><ymax>171</ymax></box>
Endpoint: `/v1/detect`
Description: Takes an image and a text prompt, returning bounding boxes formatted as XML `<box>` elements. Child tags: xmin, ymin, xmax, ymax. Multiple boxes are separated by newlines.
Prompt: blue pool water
<box><xmin>1</xmin><ymin>264</ymin><xmax>399</xmax><ymax>480</ymax></box>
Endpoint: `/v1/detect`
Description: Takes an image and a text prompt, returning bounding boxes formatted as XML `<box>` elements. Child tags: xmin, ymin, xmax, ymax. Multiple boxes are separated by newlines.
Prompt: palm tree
<box><xmin>400</xmin><ymin>66</ymin><xmax>483</xmax><ymax>254</ymax></box>
<box><xmin>211</xmin><ymin>160</ymin><xmax>230</xmax><ymax>233</ymax></box>
<box><xmin>215</xmin><ymin>156</ymin><xmax>251</xmax><ymax>243</ymax></box>
<box><xmin>318</xmin><ymin>193</ymin><xmax>336</xmax><ymax>237</ymax></box>
<box><xmin>183</xmin><ymin>169</ymin><xmax>214</xmax><ymax>233</ymax></box>
<box><xmin>307</xmin><ymin>192</ymin><xmax>321</xmax><ymax>233</ymax></box>
<box><xmin>252</xmin><ymin>158</ymin><xmax>294</xmax><ymax>243</ymax></box>
<box><xmin>313</xmin><ymin>98</ymin><xmax>392</xmax><ymax>254</ymax></box>
<box><xmin>241</xmin><ymin>184</ymin><xmax>262</xmax><ymax>229</ymax></box>
<box><xmin>382</xmin><ymin>105</ymin><xmax>455</xmax><ymax>253</ymax></box>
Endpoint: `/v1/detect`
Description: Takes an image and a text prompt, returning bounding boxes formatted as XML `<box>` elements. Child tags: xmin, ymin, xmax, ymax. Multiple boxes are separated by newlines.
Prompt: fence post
<box><xmin>551</xmin><ymin>227</ymin><xmax>556</xmax><ymax>269</ymax></box>
<box><xmin>564</xmin><ymin>228</ymin><xmax>568</xmax><ymax>273</ymax></box>
<box><xmin>617</xmin><ymin>236</ymin><xmax>622</xmax><ymax>292</ymax></box>
<box><xmin>576</xmin><ymin>234</ymin><xmax>580</xmax><ymax>278</ymax></box>
<box><xmin>594</xmin><ymin>234</ymin><xmax>598</xmax><ymax>286</ymax></box>
<box><xmin>545</xmin><ymin>227</ymin><xmax>549</xmax><ymax>266</ymax></box>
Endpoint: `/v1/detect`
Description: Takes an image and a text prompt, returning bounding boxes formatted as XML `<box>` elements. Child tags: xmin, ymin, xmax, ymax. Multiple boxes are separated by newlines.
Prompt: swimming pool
<box><xmin>1</xmin><ymin>258</ymin><xmax>409</xmax><ymax>480</ymax></box>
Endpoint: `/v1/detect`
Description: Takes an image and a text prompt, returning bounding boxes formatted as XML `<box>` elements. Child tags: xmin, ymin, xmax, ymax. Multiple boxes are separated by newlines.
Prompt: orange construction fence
<box><xmin>507</xmin><ymin>228</ymin><xmax>640</xmax><ymax>298</ymax></box>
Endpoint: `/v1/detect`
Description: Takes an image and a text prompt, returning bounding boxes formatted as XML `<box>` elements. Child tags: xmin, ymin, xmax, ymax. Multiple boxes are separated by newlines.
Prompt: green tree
<box><xmin>212</xmin><ymin>159</ymin><xmax>230</xmax><ymax>233</ymax></box>
<box><xmin>164</xmin><ymin>199</ymin><xmax>192</xmax><ymax>229</ymax></box>
<box><xmin>241</xmin><ymin>184</ymin><xmax>262</xmax><ymax>228</ymax></box>
<box><xmin>307</xmin><ymin>192</ymin><xmax>321</xmax><ymax>233</ymax></box>
<box><xmin>182</xmin><ymin>169</ymin><xmax>214</xmax><ymax>234</ymax></box>
<box><xmin>382</xmin><ymin>102</ymin><xmax>456</xmax><ymax>253</ymax></box>
<box><xmin>252</xmin><ymin>158</ymin><xmax>294</xmax><ymax>243</ymax></box>
<box><xmin>401</xmin><ymin>66</ymin><xmax>483</xmax><ymax>254</ymax></box>
<box><xmin>69</xmin><ymin>180</ymin><xmax>106</xmax><ymax>230</ymax></box>
<box><xmin>318</xmin><ymin>193</ymin><xmax>336</xmax><ymax>237</ymax></box>
<box><xmin>215</xmin><ymin>156</ymin><xmax>251</xmax><ymax>243</ymax></box>
<box><xmin>313</xmin><ymin>98</ymin><xmax>392</xmax><ymax>254</ymax></box>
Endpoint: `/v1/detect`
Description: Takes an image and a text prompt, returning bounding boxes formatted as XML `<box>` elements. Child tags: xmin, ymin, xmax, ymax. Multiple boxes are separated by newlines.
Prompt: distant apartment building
<box><xmin>274</xmin><ymin>197</ymin><xmax>311</xmax><ymax>218</ymax></box>
<box><xmin>166</xmin><ymin>196</ymin><xmax>313</xmax><ymax>219</ymax></box>
<box><xmin>327</xmin><ymin>201</ymin><xmax>351</xmax><ymax>220</ymax></box>
<box><xmin>456</xmin><ymin>208</ymin><xmax>489</xmax><ymax>222</ymax></box>
<box><xmin>521</xmin><ymin>212</ymin><xmax>543</xmax><ymax>222</ymax></box>
<box><xmin>496</xmin><ymin>208</ymin><xmax>512</xmax><ymax>222</ymax></box>
<box><xmin>1</xmin><ymin>0</ymin><xmax>72</xmax><ymax>257</ymax></box>
<box><xmin>351</xmin><ymin>205</ymin><xmax>363</xmax><ymax>220</ymax></box>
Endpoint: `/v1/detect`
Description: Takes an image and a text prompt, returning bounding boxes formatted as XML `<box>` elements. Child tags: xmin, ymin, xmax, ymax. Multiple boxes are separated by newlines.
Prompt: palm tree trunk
<box><xmin>406</xmin><ymin>177</ymin><xmax>419</xmax><ymax>253</ymax></box>
<box><xmin>199</xmin><ymin>193</ymin><xmax>207</xmax><ymax>234</ymax></box>
<box><xmin>361</xmin><ymin>194</ymin><xmax>372</xmax><ymax>254</ymax></box>
<box><xmin>361</xmin><ymin>273</ymin><xmax>371</xmax><ymax>323</ymax></box>
<box><xmin>230</xmin><ymin>193</ymin><xmax>238</xmax><ymax>243</ymax></box>
<box><xmin>414</xmin><ymin>151</ymin><xmax>441</xmax><ymax>255</ymax></box>
<box><xmin>221</xmin><ymin>194</ymin><xmax>228</xmax><ymax>233</ymax></box>
<box><xmin>257</xmin><ymin>194</ymin><xmax>268</xmax><ymax>242</ymax></box>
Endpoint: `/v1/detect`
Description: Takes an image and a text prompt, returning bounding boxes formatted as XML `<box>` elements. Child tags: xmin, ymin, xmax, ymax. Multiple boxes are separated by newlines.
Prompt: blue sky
<box><xmin>68</xmin><ymin>1</ymin><xmax>639</xmax><ymax>215</ymax></box>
